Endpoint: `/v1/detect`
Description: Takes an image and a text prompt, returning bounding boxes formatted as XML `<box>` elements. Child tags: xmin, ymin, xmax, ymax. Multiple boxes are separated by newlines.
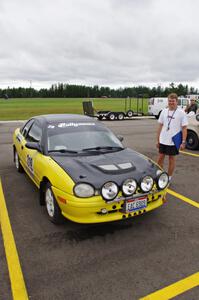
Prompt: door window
<box><xmin>21</xmin><ymin>119</ymin><xmax>34</xmax><ymax>138</ymax></box>
<box><xmin>26</xmin><ymin>122</ymin><xmax>42</xmax><ymax>143</ymax></box>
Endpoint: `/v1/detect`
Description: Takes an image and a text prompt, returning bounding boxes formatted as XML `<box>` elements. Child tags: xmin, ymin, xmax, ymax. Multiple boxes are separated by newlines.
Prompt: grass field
<box><xmin>0</xmin><ymin>98</ymin><xmax>148</xmax><ymax>120</ymax></box>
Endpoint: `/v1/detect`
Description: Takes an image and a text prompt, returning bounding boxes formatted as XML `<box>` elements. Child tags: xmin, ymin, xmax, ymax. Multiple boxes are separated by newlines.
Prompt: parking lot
<box><xmin>0</xmin><ymin>118</ymin><xmax>199</xmax><ymax>300</ymax></box>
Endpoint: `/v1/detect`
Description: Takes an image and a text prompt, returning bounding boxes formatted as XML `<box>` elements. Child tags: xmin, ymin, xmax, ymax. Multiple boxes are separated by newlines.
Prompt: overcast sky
<box><xmin>0</xmin><ymin>0</ymin><xmax>199</xmax><ymax>89</ymax></box>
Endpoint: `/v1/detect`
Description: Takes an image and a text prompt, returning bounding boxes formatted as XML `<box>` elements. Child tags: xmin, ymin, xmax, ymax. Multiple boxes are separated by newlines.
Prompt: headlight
<box><xmin>101</xmin><ymin>182</ymin><xmax>118</xmax><ymax>201</ymax></box>
<box><xmin>140</xmin><ymin>176</ymin><xmax>154</xmax><ymax>192</ymax></box>
<box><xmin>196</xmin><ymin>114</ymin><xmax>199</xmax><ymax>121</ymax></box>
<box><xmin>157</xmin><ymin>172</ymin><xmax>169</xmax><ymax>190</ymax></box>
<box><xmin>122</xmin><ymin>179</ymin><xmax>137</xmax><ymax>196</ymax></box>
<box><xmin>74</xmin><ymin>183</ymin><xmax>95</xmax><ymax>198</ymax></box>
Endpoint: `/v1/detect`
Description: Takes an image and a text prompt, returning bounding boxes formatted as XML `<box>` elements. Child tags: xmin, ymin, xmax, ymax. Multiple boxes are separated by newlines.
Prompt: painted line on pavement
<box><xmin>168</xmin><ymin>189</ymin><xmax>199</xmax><ymax>209</ymax></box>
<box><xmin>0</xmin><ymin>179</ymin><xmax>29</xmax><ymax>300</ymax></box>
<box><xmin>180</xmin><ymin>150</ymin><xmax>199</xmax><ymax>157</ymax></box>
<box><xmin>140</xmin><ymin>272</ymin><xmax>199</xmax><ymax>300</ymax></box>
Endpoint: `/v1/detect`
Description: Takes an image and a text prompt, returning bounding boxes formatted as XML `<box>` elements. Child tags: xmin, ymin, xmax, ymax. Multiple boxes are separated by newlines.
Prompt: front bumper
<box><xmin>52</xmin><ymin>186</ymin><xmax>167</xmax><ymax>224</ymax></box>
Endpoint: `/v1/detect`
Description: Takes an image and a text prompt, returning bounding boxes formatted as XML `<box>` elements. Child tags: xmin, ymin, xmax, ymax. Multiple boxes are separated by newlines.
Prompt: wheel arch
<box><xmin>187</xmin><ymin>128</ymin><xmax>198</xmax><ymax>137</ymax></box>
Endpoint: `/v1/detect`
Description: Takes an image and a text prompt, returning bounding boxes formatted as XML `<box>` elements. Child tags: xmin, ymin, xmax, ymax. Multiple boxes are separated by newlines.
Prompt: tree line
<box><xmin>0</xmin><ymin>82</ymin><xmax>198</xmax><ymax>99</ymax></box>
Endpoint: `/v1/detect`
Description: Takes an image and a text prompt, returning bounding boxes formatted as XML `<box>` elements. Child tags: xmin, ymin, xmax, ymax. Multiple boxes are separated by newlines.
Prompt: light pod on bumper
<box><xmin>74</xmin><ymin>183</ymin><xmax>95</xmax><ymax>198</ymax></box>
<box><xmin>157</xmin><ymin>172</ymin><xmax>169</xmax><ymax>190</ymax></box>
<box><xmin>122</xmin><ymin>178</ymin><xmax>137</xmax><ymax>196</ymax></box>
<box><xmin>140</xmin><ymin>175</ymin><xmax>154</xmax><ymax>192</ymax></box>
<box><xmin>101</xmin><ymin>182</ymin><xmax>118</xmax><ymax>201</ymax></box>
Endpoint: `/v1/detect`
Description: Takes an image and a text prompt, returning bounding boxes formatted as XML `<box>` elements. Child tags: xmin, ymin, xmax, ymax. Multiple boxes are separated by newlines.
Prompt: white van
<box><xmin>148</xmin><ymin>97</ymin><xmax>189</xmax><ymax>119</ymax></box>
<box><xmin>186</xmin><ymin>94</ymin><xmax>199</xmax><ymax>100</ymax></box>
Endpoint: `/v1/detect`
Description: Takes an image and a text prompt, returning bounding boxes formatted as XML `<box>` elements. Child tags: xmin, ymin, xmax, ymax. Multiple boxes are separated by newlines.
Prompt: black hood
<box><xmin>51</xmin><ymin>148</ymin><xmax>160</xmax><ymax>189</ymax></box>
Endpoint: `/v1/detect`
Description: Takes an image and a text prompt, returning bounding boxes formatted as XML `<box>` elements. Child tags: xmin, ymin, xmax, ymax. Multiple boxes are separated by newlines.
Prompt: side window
<box><xmin>26</xmin><ymin>122</ymin><xmax>42</xmax><ymax>143</ymax></box>
<box><xmin>21</xmin><ymin>119</ymin><xmax>34</xmax><ymax>138</ymax></box>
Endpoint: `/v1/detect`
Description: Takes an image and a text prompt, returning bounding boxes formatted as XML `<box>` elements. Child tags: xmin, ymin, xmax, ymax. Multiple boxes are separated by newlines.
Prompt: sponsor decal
<box><xmin>57</xmin><ymin>122</ymin><xmax>96</xmax><ymax>128</ymax></box>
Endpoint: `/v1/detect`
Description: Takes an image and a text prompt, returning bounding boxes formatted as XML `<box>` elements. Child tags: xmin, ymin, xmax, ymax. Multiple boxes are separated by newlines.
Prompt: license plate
<box><xmin>124</xmin><ymin>197</ymin><xmax>147</xmax><ymax>213</ymax></box>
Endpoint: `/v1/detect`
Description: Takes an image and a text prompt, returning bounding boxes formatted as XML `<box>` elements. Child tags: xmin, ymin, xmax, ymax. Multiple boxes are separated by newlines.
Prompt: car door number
<box><xmin>27</xmin><ymin>154</ymin><xmax>34</xmax><ymax>174</ymax></box>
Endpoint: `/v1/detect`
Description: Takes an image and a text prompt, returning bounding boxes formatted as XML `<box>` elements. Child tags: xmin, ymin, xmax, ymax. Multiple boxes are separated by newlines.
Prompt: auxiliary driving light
<box><xmin>157</xmin><ymin>172</ymin><xmax>169</xmax><ymax>190</ymax></box>
<box><xmin>101</xmin><ymin>181</ymin><xmax>118</xmax><ymax>201</ymax></box>
<box><xmin>140</xmin><ymin>176</ymin><xmax>153</xmax><ymax>192</ymax></box>
<box><xmin>122</xmin><ymin>178</ymin><xmax>137</xmax><ymax>196</ymax></box>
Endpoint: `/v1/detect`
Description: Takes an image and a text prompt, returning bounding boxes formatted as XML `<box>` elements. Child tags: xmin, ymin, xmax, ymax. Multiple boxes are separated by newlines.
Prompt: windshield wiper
<box><xmin>82</xmin><ymin>146</ymin><xmax>124</xmax><ymax>152</ymax></box>
<box><xmin>48</xmin><ymin>149</ymin><xmax>78</xmax><ymax>154</ymax></box>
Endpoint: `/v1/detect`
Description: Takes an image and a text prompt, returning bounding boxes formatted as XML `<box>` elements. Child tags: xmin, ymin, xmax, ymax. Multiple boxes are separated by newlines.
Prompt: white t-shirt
<box><xmin>158</xmin><ymin>108</ymin><xmax>188</xmax><ymax>146</ymax></box>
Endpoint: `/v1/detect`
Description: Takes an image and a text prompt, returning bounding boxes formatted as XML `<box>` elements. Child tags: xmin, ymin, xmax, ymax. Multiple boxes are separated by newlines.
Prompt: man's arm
<box><xmin>180</xmin><ymin>126</ymin><xmax>187</xmax><ymax>150</ymax></box>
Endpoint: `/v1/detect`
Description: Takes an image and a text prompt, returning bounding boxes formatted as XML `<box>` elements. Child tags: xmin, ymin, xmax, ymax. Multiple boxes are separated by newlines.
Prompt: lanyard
<box><xmin>167</xmin><ymin>108</ymin><xmax>177</xmax><ymax>131</ymax></box>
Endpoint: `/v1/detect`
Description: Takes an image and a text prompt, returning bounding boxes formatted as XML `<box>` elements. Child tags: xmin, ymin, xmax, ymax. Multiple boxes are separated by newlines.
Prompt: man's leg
<box><xmin>157</xmin><ymin>153</ymin><xmax>165</xmax><ymax>169</ymax></box>
<box><xmin>168</xmin><ymin>155</ymin><xmax>176</xmax><ymax>176</ymax></box>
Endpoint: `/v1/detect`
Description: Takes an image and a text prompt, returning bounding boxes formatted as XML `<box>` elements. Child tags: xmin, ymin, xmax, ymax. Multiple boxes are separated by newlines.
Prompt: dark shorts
<box><xmin>159</xmin><ymin>143</ymin><xmax>179</xmax><ymax>156</ymax></box>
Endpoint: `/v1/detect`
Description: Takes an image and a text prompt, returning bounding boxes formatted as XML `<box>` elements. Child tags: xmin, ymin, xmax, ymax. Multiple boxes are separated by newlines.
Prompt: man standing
<box><xmin>157</xmin><ymin>93</ymin><xmax>188</xmax><ymax>182</ymax></box>
<box><xmin>185</xmin><ymin>97</ymin><xmax>198</xmax><ymax>114</ymax></box>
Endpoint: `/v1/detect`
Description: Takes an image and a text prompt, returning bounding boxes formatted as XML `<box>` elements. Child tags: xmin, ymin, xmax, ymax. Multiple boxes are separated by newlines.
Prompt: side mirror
<box><xmin>117</xmin><ymin>135</ymin><xmax>124</xmax><ymax>142</ymax></box>
<box><xmin>25</xmin><ymin>142</ymin><xmax>41</xmax><ymax>152</ymax></box>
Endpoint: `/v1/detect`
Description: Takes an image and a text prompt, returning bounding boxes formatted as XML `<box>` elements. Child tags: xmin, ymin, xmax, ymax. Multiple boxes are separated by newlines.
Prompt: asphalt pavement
<box><xmin>0</xmin><ymin>119</ymin><xmax>198</xmax><ymax>300</ymax></box>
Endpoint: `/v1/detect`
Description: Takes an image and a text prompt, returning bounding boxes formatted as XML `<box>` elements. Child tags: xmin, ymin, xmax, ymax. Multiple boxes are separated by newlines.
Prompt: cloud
<box><xmin>0</xmin><ymin>0</ymin><xmax>199</xmax><ymax>88</ymax></box>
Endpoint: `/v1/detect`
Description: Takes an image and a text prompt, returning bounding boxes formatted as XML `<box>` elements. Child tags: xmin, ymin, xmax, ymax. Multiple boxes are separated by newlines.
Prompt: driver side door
<box><xmin>21</xmin><ymin>121</ymin><xmax>43</xmax><ymax>186</ymax></box>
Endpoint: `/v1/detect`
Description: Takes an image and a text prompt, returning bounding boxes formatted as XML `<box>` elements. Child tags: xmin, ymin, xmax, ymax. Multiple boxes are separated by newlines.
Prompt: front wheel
<box><xmin>45</xmin><ymin>183</ymin><xmax>65</xmax><ymax>224</ymax></box>
<box><xmin>186</xmin><ymin>131</ymin><xmax>199</xmax><ymax>150</ymax></box>
<box><xmin>14</xmin><ymin>149</ymin><xmax>24</xmax><ymax>173</ymax></box>
<box><xmin>108</xmin><ymin>113</ymin><xmax>116</xmax><ymax>120</ymax></box>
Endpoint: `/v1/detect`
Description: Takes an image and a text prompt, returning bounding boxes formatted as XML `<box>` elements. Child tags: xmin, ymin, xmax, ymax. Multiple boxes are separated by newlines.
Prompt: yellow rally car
<box><xmin>13</xmin><ymin>114</ymin><xmax>168</xmax><ymax>224</ymax></box>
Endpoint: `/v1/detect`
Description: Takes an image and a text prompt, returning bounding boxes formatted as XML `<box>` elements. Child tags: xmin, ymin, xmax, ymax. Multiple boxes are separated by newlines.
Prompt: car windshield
<box><xmin>47</xmin><ymin>121</ymin><xmax>124</xmax><ymax>153</ymax></box>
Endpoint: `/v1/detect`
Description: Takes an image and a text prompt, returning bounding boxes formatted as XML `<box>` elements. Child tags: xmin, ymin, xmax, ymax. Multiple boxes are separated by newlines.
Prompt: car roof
<box><xmin>32</xmin><ymin>114</ymin><xmax>97</xmax><ymax>125</ymax></box>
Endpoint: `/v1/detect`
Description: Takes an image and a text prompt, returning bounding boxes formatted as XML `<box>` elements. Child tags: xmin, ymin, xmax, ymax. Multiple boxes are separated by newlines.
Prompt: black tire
<box><xmin>108</xmin><ymin>113</ymin><xmax>116</xmax><ymax>120</ymax></box>
<box><xmin>14</xmin><ymin>149</ymin><xmax>24</xmax><ymax>173</ymax></box>
<box><xmin>126</xmin><ymin>110</ymin><xmax>134</xmax><ymax>118</ymax></box>
<box><xmin>117</xmin><ymin>113</ymin><xmax>125</xmax><ymax>120</ymax></box>
<box><xmin>44</xmin><ymin>182</ymin><xmax>65</xmax><ymax>224</ymax></box>
<box><xmin>186</xmin><ymin>131</ymin><xmax>199</xmax><ymax>150</ymax></box>
<box><xmin>98</xmin><ymin>115</ymin><xmax>103</xmax><ymax>120</ymax></box>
